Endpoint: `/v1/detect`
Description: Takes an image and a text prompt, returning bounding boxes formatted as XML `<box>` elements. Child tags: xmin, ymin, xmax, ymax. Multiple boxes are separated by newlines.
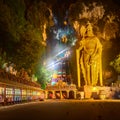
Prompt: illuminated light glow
<box><xmin>51</xmin><ymin>81</ymin><xmax>56</xmax><ymax>85</ymax></box>
<box><xmin>54</xmin><ymin>47</ymin><xmax>70</xmax><ymax>58</ymax></box>
<box><xmin>63</xmin><ymin>21</ymin><xmax>67</xmax><ymax>25</ymax></box>
<box><xmin>52</xmin><ymin>25</ymin><xmax>76</xmax><ymax>45</ymax></box>
<box><xmin>55</xmin><ymin>29</ymin><xmax>61</xmax><ymax>40</ymax></box>
<box><xmin>53</xmin><ymin>16</ymin><xmax>58</xmax><ymax>25</ymax></box>
<box><xmin>61</xmin><ymin>35</ymin><xmax>67</xmax><ymax>43</ymax></box>
<box><xmin>46</xmin><ymin>61</ymin><xmax>61</xmax><ymax>70</ymax></box>
<box><xmin>46</xmin><ymin>47</ymin><xmax>71</xmax><ymax>71</ymax></box>
<box><xmin>72</xmin><ymin>42</ymin><xmax>75</xmax><ymax>46</ymax></box>
<box><xmin>43</xmin><ymin>62</ymin><xmax>46</xmax><ymax>66</ymax></box>
<box><xmin>71</xmin><ymin>38</ymin><xmax>77</xmax><ymax>46</ymax></box>
<box><xmin>92</xmin><ymin>87</ymin><xmax>97</xmax><ymax>92</ymax></box>
<box><xmin>42</xmin><ymin>23</ymin><xmax>47</xmax><ymax>41</ymax></box>
<box><xmin>47</xmin><ymin>7</ymin><xmax>53</xmax><ymax>18</ymax></box>
<box><xmin>51</xmin><ymin>62</ymin><xmax>55</xmax><ymax>68</ymax></box>
<box><xmin>64</xmin><ymin>51</ymin><xmax>70</xmax><ymax>57</ymax></box>
<box><xmin>73</xmin><ymin>21</ymin><xmax>80</xmax><ymax>34</ymax></box>
<box><xmin>52</xmin><ymin>73</ymin><xmax>57</xmax><ymax>79</ymax></box>
<box><xmin>41</xmin><ymin>41</ymin><xmax>46</xmax><ymax>46</ymax></box>
<box><xmin>46</xmin><ymin>47</ymin><xmax>70</xmax><ymax>67</ymax></box>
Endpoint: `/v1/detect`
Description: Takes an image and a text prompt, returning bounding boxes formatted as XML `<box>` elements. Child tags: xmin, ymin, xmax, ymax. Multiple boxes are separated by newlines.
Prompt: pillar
<box><xmin>45</xmin><ymin>91</ymin><xmax>48</xmax><ymax>99</ymax></box>
<box><xmin>76</xmin><ymin>49</ymin><xmax>81</xmax><ymax>88</ymax></box>
<box><xmin>67</xmin><ymin>91</ymin><xmax>69</xmax><ymax>99</ymax></box>
<box><xmin>74</xmin><ymin>91</ymin><xmax>76</xmax><ymax>99</ymax></box>
<box><xmin>60</xmin><ymin>91</ymin><xmax>62</xmax><ymax>99</ymax></box>
<box><xmin>3</xmin><ymin>85</ymin><xmax>6</xmax><ymax>105</ymax></box>
<box><xmin>52</xmin><ymin>91</ymin><xmax>56</xmax><ymax>99</ymax></box>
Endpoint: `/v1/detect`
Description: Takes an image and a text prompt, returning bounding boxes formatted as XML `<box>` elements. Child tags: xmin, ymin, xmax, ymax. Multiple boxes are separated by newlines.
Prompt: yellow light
<box><xmin>92</xmin><ymin>87</ymin><xmax>97</xmax><ymax>92</ymax></box>
<box><xmin>63</xmin><ymin>21</ymin><xmax>67</xmax><ymax>25</ymax></box>
<box><xmin>52</xmin><ymin>73</ymin><xmax>57</xmax><ymax>79</ymax></box>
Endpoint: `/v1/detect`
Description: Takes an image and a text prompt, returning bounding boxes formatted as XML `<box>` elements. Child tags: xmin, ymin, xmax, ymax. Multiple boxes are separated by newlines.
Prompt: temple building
<box><xmin>45</xmin><ymin>80</ymin><xmax>77</xmax><ymax>99</ymax></box>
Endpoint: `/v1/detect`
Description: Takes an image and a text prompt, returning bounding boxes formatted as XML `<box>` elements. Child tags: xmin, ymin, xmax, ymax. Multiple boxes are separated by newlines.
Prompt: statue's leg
<box><xmin>84</xmin><ymin>54</ymin><xmax>91</xmax><ymax>85</ymax></box>
<box><xmin>86</xmin><ymin>64</ymin><xmax>90</xmax><ymax>85</ymax></box>
<box><xmin>81</xmin><ymin>56</ymin><xmax>88</xmax><ymax>85</ymax></box>
<box><xmin>84</xmin><ymin>71</ymin><xmax>87</xmax><ymax>85</ymax></box>
<box><xmin>83</xmin><ymin>63</ymin><xmax>87</xmax><ymax>85</ymax></box>
<box><xmin>91</xmin><ymin>62</ymin><xmax>98</xmax><ymax>86</ymax></box>
<box><xmin>83</xmin><ymin>54</ymin><xmax>90</xmax><ymax>85</ymax></box>
<box><xmin>91</xmin><ymin>64</ymin><xmax>95</xmax><ymax>86</ymax></box>
<box><xmin>95</xmin><ymin>63</ymin><xmax>99</xmax><ymax>85</ymax></box>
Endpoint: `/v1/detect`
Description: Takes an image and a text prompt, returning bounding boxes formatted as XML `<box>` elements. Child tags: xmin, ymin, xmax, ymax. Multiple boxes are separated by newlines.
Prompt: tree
<box><xmin>0</xmin><ymin>0</ymin><xmax>26</xmax><ymax>61</ymax></box>
<box><xmin>35</xmin><ymin>65</ymin><xmax>53</xmax><ymax>89</ymax></box>
<box><xmin>0</xmin><ymin>0</ymin><xmax>54</xmax><ymax>75</ymax></box>
<box><xmin>110</xmin><ymin>54</ymin><xmax>120</xmax><ymax>74</ymax></box>
<box><xmin>14</xmin><ymin>23</ymin><xmax>45</xmax><ymax>73</ymax></box>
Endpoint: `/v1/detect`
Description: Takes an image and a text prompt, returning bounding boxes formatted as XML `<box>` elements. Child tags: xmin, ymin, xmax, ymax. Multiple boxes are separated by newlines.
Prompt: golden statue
<box><xmin>76</xmin><ymin>22</ymin><xmax>103</xmax><ymax>86</ymax></box>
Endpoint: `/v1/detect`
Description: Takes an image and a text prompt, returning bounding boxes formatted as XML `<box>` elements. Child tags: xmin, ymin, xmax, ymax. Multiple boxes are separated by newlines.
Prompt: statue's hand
<box><xmin>89</xmin><ymin>57</ymin><xmax>95</xmax><ymax>65</ymax></box>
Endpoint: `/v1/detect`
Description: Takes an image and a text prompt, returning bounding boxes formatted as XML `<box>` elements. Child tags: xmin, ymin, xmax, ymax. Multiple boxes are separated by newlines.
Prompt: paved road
<box><xmin>0</xmin><ymin>99</ymin><xmax>120</xmax><ymax>120</ymax></box>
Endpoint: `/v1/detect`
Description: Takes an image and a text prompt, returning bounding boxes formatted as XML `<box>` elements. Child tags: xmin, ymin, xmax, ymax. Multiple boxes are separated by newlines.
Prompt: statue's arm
<box><xmin>96</xmin><ymin>39</ymin><xmax>102</xmax><ymax>55</ymax></box>
<box><xmin>91</xmin><ymin>38</ymin><xmax>102</xmax><ymax>61</ymax></box>
<box><xmin>77</xmin><ymin>40</ymin><xmax>84</xmax><ymax>51</ymax></box>
<box><xmin>96</xmin><ymin>38</ymin><xmax>102</xmax><ymax>52</ymax></box>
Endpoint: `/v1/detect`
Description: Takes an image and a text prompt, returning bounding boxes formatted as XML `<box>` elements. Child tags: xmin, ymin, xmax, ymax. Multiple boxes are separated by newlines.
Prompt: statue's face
<box><xmin>85</xmin><ymin>22</ymin><xmax>94</xmax><ymax>36</ymax></box>
<box><xmin>86</xmin><ymin>29</ymin><xmax>93</xmax><ymax>36</ymax></box>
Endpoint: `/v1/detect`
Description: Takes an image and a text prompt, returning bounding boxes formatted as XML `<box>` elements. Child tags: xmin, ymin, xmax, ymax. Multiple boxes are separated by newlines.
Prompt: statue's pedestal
<box><xmin>84</xmin><ymin>85</ymin><xmax>93</xmax><ymax>99</ymax></box>
<box><xmin>84</xmin><ymin>85</ymin><xmax>112</xmax><ymax>99</ymax></box>
<box><xmin>84</xmin><ymin>85</ymin><xmax>100</xmax><ymax>99</ymax></box>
